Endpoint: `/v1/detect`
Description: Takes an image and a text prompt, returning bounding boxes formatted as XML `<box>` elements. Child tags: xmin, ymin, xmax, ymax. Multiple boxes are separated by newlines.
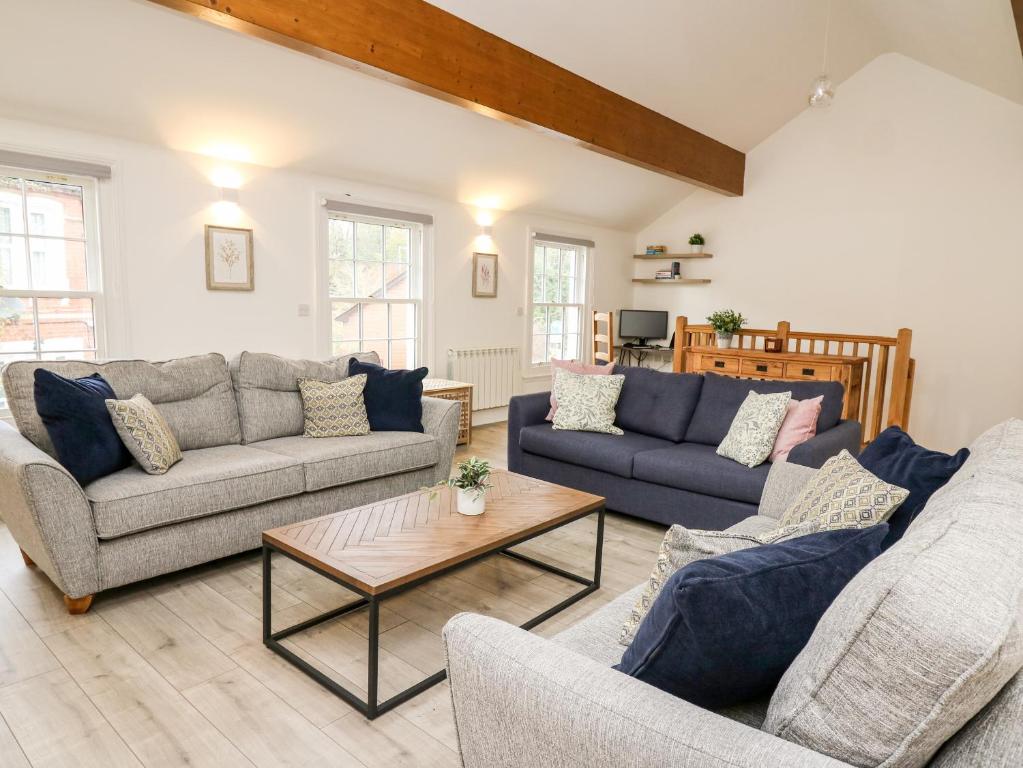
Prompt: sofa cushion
<box><xmin>85</xmin><ymin>445</ymin><xmax>305</xmax><ymax>539</ymax></box>
<box><xmin>230</xmin><ymin>351</ymin><xmax>380</xmax><ymax>444</ymax></box>
<box><xmin>716</xmin><ymin>390</ymin><xmax>792</xmax><ymax>468</ymax></box>
<box><xmin>105</xmin><ymin>394</ymin><xmax>183</xmax><ymax>475</ymax></box>
<box><xmin>5</xmin><ymin>354</ymin><xmax>241</xmax><ymax>456</ymax></box>
<box><xmin>611</xmin><ymin>366</ymin><xmax>703</xmax><ymax>442</ymax></box>
<box><xmin>348</xmin><ymin>358</ymin><xmax>429</xmax><ymax>433</ymax></box>
<box><xmin>552</xmin><ymin>370</ymin><xmax>625</xmax><ymax>436</ymax></box>
<box><xmin>249</xmin><ymin>432</ymin><xmax>439</xmax><ymax>492</ymax></box>
<box><xmin>685</xmin><ymin>373</ymin><xmax>844</xmax><ymax>446</ymax></box>
<box><xmin>633</xmin><ymin>442</ymin><xmax>772</xmax><ymax>504</ymax></box>
<box><xmin>764</xmin><ymin>418</ymin><xmax>1023</xmax><ymax>768</ymax></box>
<box><xmin>518</xmin><ymin>423</ymin><xmax>673</xmax><ymax>479</ymax></box>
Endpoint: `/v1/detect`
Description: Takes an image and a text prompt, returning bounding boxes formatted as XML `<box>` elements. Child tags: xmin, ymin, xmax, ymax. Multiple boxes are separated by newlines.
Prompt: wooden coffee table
<box><xmin>261</xmin><ymin>470</ymin><xmax>605</xmax><ymax>719</ymax></box>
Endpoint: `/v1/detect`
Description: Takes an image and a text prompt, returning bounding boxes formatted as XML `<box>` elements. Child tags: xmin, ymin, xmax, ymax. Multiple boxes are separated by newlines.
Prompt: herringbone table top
<box><xmin>262</xmin><ymin>470</ymin><xmax>604</xmax><ymax>595</ymax></box>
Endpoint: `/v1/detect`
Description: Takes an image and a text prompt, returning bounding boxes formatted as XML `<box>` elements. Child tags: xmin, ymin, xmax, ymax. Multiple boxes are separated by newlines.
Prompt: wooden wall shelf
<box><xmin>633</xmin><ymin>253</ymin><xmax>713</xmax><ymax>260</ymax></box>
<box><xmin>632</xmin><ymin>278</ymin><xmax>712</xmax><ymax>285</ymax></box>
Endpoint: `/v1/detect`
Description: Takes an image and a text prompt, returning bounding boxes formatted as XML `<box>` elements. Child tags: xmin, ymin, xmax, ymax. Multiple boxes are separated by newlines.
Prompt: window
<box><xmin>0</xmin><ymin>168</ymin><xmax>104</xmax><ymax>410</ymax></box>
<box><xmin>529</xmin><ymin>237</ymin><xmax>590</xmax><ymax>366</ymax></box>
<box><xmin>326</xmin><ymin>212</ymin><xmax>422</xmax><ymax>368</ymax></box>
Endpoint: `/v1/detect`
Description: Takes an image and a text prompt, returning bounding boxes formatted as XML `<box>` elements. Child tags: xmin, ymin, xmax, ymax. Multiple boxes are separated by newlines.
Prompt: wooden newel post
<box><xmin>887</xmin><ymin>328</ymin><xmax>913</xmax><ymax>429</ymax></box>
<box><xmin>673</xmin><ymin>316</ymin><xmax>689</xmax><ymax>372</ymax></box>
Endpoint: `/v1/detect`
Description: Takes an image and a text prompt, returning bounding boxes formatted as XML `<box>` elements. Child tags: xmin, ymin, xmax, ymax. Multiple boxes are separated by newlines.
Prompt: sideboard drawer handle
<box><xmin>714</xmin><ymin>360</ymin><xmax>726</xmax><ymax>368</ymax></box>
<box><xmin>755</xmin><ymin>364</ymin><xmax>768</xmax><ymax>373</ymax></box>
<box><xmin>802</xmin><ymin>367</ymin><xmax>815</xmax><ymax>376</ymax></box>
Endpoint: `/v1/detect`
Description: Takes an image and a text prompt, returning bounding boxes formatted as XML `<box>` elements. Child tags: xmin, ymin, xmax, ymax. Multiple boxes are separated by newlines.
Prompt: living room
<box><xmin>0</xmin><ymin>1</ymin><xmax>1021</xmax><ymax>766</ymax></box>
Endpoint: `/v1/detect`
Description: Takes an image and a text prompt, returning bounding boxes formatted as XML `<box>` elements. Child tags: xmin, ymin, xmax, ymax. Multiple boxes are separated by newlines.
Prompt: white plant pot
<box><xmin>716</xmin><ymin>332</ymin><xmax>733</xmax><ymax>349</ymax></box>
<box><xmin>690</xmin><ymin>243</ymin><xmax>704</xmax><ymax>254</ymax></box>
<box><xmin>456</xmin><ymin>488</ymin><xmax>486</xmax><ymax>516</ymax></box>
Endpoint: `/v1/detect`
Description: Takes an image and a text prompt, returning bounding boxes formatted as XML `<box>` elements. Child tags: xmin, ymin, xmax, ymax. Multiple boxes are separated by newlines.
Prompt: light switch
<box><xmin>297</xmin><ymin>304</ymin><xmax>311</xmax><ymax>317</ymax></box>
<box><xmin>516</xmin><ymin>306</ymin><xmax>524</xmax><ymax>317</ymax></box>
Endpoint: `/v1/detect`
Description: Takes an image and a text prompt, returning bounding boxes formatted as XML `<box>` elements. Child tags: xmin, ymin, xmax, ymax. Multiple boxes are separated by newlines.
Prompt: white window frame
<box><xmin>525</xmin><ymin>234</ymin><xmax>593</xmax><ymax>376</ymax></box>
<box><xmin>0</xmin><ymin>165</ymin><xmax>106</xmax><ymax>413</ymax></box>
<box><xmin>321</xmin><ymin>208</ymin><xmax>426</xmax><ymax>369</ymax></box>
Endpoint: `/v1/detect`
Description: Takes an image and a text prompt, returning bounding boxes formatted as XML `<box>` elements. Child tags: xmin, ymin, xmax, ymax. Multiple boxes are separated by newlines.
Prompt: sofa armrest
<box><xmin>787</xmin><ymin>419</ymin><xmax>861</xmax><ymax>469</ymax></box>
<box><xmin>443</xmin><ymin>613</ymin><xmax>852</xmax><ymax>768</ymax></box>
<box><xmin>421</xmin><ymin>396</ymin><xmax>460</xmax><ymax>484</ymax></box>
<box><xmin>506</xmin><ymin>392</ymin><xmax>551</xmax><ymax>473</ymax></box>
<box><xmin>0</xmin><ymin>422</ymin><xmax>99</xmax><ymax>597</ymax></box>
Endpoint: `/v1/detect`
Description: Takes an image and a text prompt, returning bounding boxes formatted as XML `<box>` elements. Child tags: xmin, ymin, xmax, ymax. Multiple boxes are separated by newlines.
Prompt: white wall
<box><xmin>634</xmin><ymin>54</ymin><xmax>1023</xmax><ymax>452</ymax></box>
<box><xmin>0</xmin><ymin>116</ymin><xmax>635</xmax><ymax>417</ymax></box>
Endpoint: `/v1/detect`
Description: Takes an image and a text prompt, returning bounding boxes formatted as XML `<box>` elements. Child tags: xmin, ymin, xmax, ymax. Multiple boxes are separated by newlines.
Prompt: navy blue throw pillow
<box><xmin>347</xmin><ymin>358</ymin><xmax>428</xmax><ymax>432</ymax></box>
<box><xmin>616</xmin><ymin>525</ymin><xmax>887</xmax><ymax>709</ymax></box>
<box><xmin>33</xmin><ymin>369</ymin><xmax>132</xmax><ymax>486</ymax></box>
<box><xmin>858</xmin><ymin>426</ymin><xmax>969</xmax><ymax>550</ymax></box>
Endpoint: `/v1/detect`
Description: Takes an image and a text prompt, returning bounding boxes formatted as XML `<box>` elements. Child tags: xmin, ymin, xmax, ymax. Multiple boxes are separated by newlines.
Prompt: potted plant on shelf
<box><xmin>706</xmin><ymin>309</ymin><xmax>747</xmax><ymax>349</ymax></box>
<box><xmin>446</xmin><ymin>456</ymin><xmax>493</xmax><ymax>515</ymax></box>
<box><xmin>688</xmin><ymin>233</ymin><xmax>706</xmax><ymax>254</ymax></box>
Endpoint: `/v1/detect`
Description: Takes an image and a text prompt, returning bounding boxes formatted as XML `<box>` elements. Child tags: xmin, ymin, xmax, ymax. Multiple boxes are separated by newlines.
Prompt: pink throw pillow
<box><xmin>546</xmin><ymin>358</ymin><xmax>616</xmax><ymax>421</ymax></box>
<box><xmin>770</xmin><ymin>396</ymin><xmax>823</xmax><ymax>462</ymax></box>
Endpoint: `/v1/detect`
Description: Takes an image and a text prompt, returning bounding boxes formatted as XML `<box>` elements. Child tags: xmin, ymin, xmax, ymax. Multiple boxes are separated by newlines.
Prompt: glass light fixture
<box><xmin>808</xmin><ymin>0</ymin><xmax>834</xmax><ymax>108</ymax></box>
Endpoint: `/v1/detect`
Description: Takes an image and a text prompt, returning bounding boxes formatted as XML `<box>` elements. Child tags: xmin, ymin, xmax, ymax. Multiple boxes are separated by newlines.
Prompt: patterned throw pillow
<box><xmin>618</xmin><ymin>519</ymin><xmax>825</xmax><ymax>646</ymax></box>
<box><xmin>717</xmin><ymin>390</ymin><xmax>792</xmax><ymax>468</ymax></box>
<box><xmin>298</xmin><ymin>375</ymin><xmax>370</xmax><ymax>437</ymax></box>
<box><xmin>551</xmin><ymin>370</ymin><xmax>625</xmax><ymax>436</ymax></box>
<box><xmin>105</xmin><ymin>394</ymin><xmax>183</xmax><ymax>475</ymax></box>
<box><xmin>779</xmin><ymin>449</ymin><xmax>909</xmax><ymax>530</ymax></box>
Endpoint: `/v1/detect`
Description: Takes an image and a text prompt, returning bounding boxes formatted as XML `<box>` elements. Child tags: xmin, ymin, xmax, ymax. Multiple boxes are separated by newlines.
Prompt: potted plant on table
<box><xmin>706</xmin><ymin>309</ymin><xmax>747</xmax><ymax>349</ymax></box>
<box><xmin>446</xmin><ymin>457</ymin><xmax>493</xmax><ymax>515</ymax></box>
<box><xmin>688</xmin><ymin>233</ymin><xmax>705</xmax><ymax>254</ymax></box>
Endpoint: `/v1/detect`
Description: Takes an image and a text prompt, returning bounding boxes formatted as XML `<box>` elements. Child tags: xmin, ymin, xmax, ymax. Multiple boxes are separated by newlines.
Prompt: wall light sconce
<box><xmin>479</xmin><ymin>224</ymin><xmax>493</xmax><ymax>238</ymax></box>
<box><xmin>218</xmin><ymin>187</ymin><xmax>240</xmax><ymax>204</ymax></box>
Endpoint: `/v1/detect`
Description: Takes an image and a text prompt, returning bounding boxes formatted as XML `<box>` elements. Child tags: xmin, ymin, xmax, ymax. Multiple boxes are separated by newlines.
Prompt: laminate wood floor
<box><xmin>0</xmin><ymin>422</ymin><xmax>666</xmax><ymax>767</ymax></box>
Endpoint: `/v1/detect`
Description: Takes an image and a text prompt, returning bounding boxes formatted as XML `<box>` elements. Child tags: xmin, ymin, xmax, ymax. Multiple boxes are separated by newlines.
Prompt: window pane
<box><xmin>328</xmin><ymin>219</ymin><xmax>354</xmax><ymax>260</ymax></box>
<box><xmin>38</xmin><ymin>297</ymin><xmax>95</xmax><ymax>351</ymax></box>
<box><xmin>363</xmin><ymin>338</ymin><xmax>389</xmax><ymax>367</ymax></box>
<box><xmin>565</xmin><ymin>334</ymin><xmax>580</xmax><ymax>360</ymax></box>
<box><xmin>0</xmin><ymin>178</ymin><xmax>24</xmax><ymax>234</ymax></box>
<box><xmin>0</xmin><ymin>297</ymin><xmax>35</xmax><ymax>353</ymax></box>
<box><xmin>532</xmin><ymin>306</ymin><xmax>547</xmax><ymax>334</ymax></box>
<box><xmin>331</xmin><ymin>301</ymin><xmax>359</xmax><ymax>342</ymax></box>
<box><xmin>29</xmin><ymin>237</ymin><xmax>88</xmax><ymax>291</ymax></box>
<box><xmin>548</xmin><ymin>306</ymin><xmax>564</xmax><ymax>335</ymax></box>
<box><xmin>565</xmin><ymin>306</ymin><xmax>580</xmax><ymax>334</ymax></box>
<box><xmin>354</xmin><ymin>262</ymin><xmax>383</xmax><ymax>298</ymax></box>
<box><xmin>384</xmin><ymin>226</ymin><xmax>410</xmax><ymax>263</ymax></box>
<box><xmin>361</xmin><ymin>303</ymin><xmax>387</xmax><ymax>339</ymax></box>
<box><xmin>26</xmin><ymin>180</ymin><xmax>85</xmax><ymax>239</ymax></box>
<box><xmin>332</xmin><ymin>340</ymin><xmax>360</xmax><ymax>357</ymax></box>
<box><xmin>531</xmin><ymin>268</ymin><xmax>543</xmax><ymax>303</ymax></box>
<box><xmin>544</xmin><ymin>249</ymin><xmax>561</xmax><ymax>302</ymax></box>
<box><xmin>42</xmin><ymin>350</ymin><xmax>96</xmax><ymax>362</ymax></box>
<box><xmin>548</xmin><ymin>335</ymin><xmax>563</xmax><ymax>360</ymax></box>
<box><xmin>389</xmin><ymin>339</ymin><xmax>415</xmax><ymax>369</ymax></box>
<box><xmin>531</xmin><ymin>334</ymin><xmax>547</xmax><ymax>364</ymax></box>
<box><xmin>0</xmin><ymin>235</ymin><xmax>29</xmax><ymax>289</ymax></box>
<box><xmin>355</xmin><ymin>222</ymin><xmax>383</xmax><ymax>261</ymax></box>
<box><xmin>389</xmin><ymin>302</ymin><xmax>416</xmax><ymax>340</ymax></box>
<box><xmin>560</xmin><ymin>249</ymin><xmax>576</xmax><ymax>278</ymax></box>
<box><xmin>384</xmin><ymin>263</ymin><xmax>410</xmax><ymax>299</ymax></box>
<box><xmin>328</xmin><ymin>259</ymin><xmax>355</xmax><ymax>298</ymax></box>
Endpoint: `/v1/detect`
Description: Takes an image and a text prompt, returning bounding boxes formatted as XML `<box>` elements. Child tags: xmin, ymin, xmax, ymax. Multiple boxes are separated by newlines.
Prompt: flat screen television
<box><xmin>618</xmin><ymin>309</ymin><xmax>669</xmax><ymax>345</ymax></box>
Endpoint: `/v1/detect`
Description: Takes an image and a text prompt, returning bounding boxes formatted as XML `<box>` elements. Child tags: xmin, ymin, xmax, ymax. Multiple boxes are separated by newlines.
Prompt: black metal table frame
<box><xmin>262</xmin><ymin>505</ymin><xmax>605</xmax><ymax>720</ymax></box>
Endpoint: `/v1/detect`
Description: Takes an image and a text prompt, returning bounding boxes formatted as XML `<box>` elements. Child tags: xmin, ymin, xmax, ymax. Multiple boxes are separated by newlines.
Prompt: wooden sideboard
<box><xmin>684</xmin><ymin>346</ymin><xmax>866</xmax><ymax>423</ymax></box>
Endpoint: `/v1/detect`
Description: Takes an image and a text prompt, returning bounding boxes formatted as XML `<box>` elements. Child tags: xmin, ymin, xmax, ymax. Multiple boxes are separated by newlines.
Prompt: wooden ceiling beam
<box><xmin>147</xmin><ymin>0</ymin><xmax>745</xmax><ymax>195</ymax></box>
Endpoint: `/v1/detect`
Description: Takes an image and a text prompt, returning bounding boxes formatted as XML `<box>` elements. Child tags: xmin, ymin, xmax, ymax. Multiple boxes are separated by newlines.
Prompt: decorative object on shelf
<box><xmin>688</xmin><ymin>233</ymin><xmax>705</xmax><ymax>254</ymax></box>
<box><xmin>706</xmin><ymin>309</ymin><xmax>747</xmax><ymax>349</ymax></box>
<box><xmin>765</xmin><ymin>337</ymin><xmax>785</xmax><ymax>353</ymax></box>
<box><xmin>205</xmin><ymin>225</ymin><xmax>254</xmax><ymax>291</ymax></box>
<box><xmin>645</xmin><ymin>244</ymin><xmax>668</xmax><ymax>255</ymax></box>
<box><xmin>445</xmin><ymin>456</ymin><xmax>493</xmax><ymax>515</ymax></box>
<box><xmin>809</xmin><ymin>0</ymin><xmax>835</xmax><ymax>107</ymax></box>
<box><xmin>472</xmin><ymin>252</ymin><xmax>498</xmax><ymax>298</ymax></box>
<box><xmin>671</xmin><ymin>261</ymin><xmax>681</xmax><ymax>278</ymax></box>
<box><xmin>654</xmin><ymin>269</ymin><xmax>674</xmax><ymax>280</ymax></box>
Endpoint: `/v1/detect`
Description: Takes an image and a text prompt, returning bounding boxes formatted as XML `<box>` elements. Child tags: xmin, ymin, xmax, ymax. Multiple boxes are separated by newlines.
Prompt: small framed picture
<box><xmin>472</xmin><ymin>252</ymin><xmax>498</xmax><ymax>298</ymax></box>
<box><xmin>205</xmin><ymin>225</ymin><xmax>254</xmax><ymax>291</ymax></box>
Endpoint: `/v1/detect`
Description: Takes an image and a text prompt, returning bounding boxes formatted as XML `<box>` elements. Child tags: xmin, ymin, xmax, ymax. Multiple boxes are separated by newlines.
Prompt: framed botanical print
<box><xmin>205</xmin><ymin>225</ymin><xmax>254</xmax><ymax>291</ymax></box>
<box><xmin>472</xmin><ymin>252</ymin><xmax>498</xmax><ymax>298</ymax></box>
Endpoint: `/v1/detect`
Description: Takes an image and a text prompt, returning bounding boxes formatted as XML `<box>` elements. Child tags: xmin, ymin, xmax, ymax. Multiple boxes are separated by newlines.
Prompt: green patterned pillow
<box><xmin>717</xmin><ymin>390</ymin><xmax>792</xmax><ymax>468</ymax></box>
<box><xmin>779</xmin><ymin>449</ymin><xmax>909</xmax><ymax>530</ymax></box>
<box><xmin>552</xmin><ymin>370</ymin><xmax>625</xmax><ymax>436</ymax></box>
<box><xmin>298</xmin><ymin>375</ymin><xmax>370</xmax><ymax>437</ymax></box>
<box><xmin>105</xmin><ymin>394</ymin><xmax>182</xmax><ymax>475</ymax></box>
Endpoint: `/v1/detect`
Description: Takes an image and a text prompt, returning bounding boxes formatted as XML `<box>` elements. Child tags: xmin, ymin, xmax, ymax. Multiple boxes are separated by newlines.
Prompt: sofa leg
<box><xmin>63</xmin><ymin>594</ymin><xmax>94</xmax><ymax>615</ymax></box>
<box><xmin>20</xmin><ymin>548</ymin><xmax>35</xmax><ymax>567</ymax></box>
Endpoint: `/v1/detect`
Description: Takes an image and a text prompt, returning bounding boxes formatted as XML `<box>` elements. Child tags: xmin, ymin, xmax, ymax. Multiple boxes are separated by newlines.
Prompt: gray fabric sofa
<box><xmin>0</xmin><ymin>351</ymin><xmax>460</xmax><ymax>611</ymax></box>
<box><xmin>445</xmin><ymin>419</ymin><xmax>1023</xmax><ymax>768</ymax></box>
<box><xmin>508</xmin><ymin>368</ymin><xmax>862</xmax><ymax>529</ymax></box>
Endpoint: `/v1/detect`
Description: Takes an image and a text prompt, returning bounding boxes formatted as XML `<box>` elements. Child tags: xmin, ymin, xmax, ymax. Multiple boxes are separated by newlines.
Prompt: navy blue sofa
<box><xmin>507</xmin><ymin>369</ymin><xmax>862</xmax><ymax>529</ymax></box>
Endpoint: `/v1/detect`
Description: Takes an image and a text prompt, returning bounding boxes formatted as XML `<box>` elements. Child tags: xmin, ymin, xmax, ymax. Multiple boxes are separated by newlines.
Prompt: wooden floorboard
<box><xmin>0</xmin><ymin>422</ymin><xmax>666</xmax><ymax>767</ymax></box>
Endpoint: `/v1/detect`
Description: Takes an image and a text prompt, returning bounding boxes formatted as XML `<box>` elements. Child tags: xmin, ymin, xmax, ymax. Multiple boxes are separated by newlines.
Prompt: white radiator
<box><xmin>447</xmin><ymin>347</ymin><xmax>519</xmax><ymax>410</ymax></box>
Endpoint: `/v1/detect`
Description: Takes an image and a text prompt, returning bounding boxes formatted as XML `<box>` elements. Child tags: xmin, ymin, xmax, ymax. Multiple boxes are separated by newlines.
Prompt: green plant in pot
<box><xmin>446</xmin><ymin>456</ymin><xmax>493</xmax><ymax>515</ymax></box>
<box><xmin>706</xmin><ymin>309</ymin><xmax>747</xmax><ymax>349</ymax></box>
<box><xmin>688</xmin><ymin>233</ymin><xmax>705</xmax><ymax>254</ymax></box>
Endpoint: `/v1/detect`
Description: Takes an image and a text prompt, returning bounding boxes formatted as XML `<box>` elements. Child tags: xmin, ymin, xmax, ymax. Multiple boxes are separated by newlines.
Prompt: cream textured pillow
<box><xmin>552</xmin><ymin>370</ymin><xmax>625</xmax><ymax>436</ymax></box>
<box><xmin>298</xmin><ymin>375</ymin><xmax>370</xmax><ymax>437</ymax></box>
<box><xmin>717</xmin><ymin>390</ymin><xmax>792</xmax><ymax>468</ymax></box>
<box><xmin>779</xmin><ymin>449</ymin><xmax>908</xmax><ymax>531</ymax></box>
<box><xmin>105</xmin><ymin>394</ymin><xmax>182</xmax><ymax>475</ymax></box>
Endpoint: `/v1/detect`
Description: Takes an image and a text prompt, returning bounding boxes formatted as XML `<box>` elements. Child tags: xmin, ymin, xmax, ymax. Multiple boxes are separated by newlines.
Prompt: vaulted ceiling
<box><xmin>1</xmin><ymin>0</ymin><xmax>1020</xmax><ymax>230</ymax></box>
